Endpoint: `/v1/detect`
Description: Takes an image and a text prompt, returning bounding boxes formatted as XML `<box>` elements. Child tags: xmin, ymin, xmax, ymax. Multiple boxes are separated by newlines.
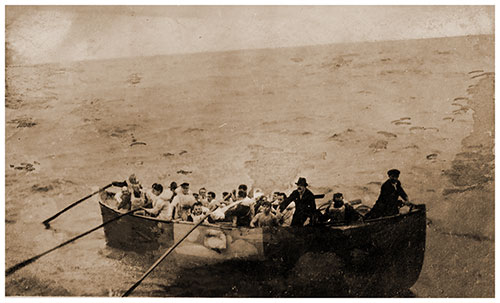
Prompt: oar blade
<box><xmin>6</xmin><ymin>208</ymin><xmax>138</xmax><ymax>278</ymax></box>
<box><xmin>122</xmin><ymin>283</ymin><xmax>140</xmax><ymax>297</ymax></box>
<box><xmin>6</xmin><ymin>256</ymin><xmax>39</xmax><ymax>277</ymax></box>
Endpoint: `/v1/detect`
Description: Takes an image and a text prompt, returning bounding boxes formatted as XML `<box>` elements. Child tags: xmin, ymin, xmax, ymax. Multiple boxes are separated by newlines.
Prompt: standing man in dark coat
<box><xmin>365</xmin><ymin>169</ymin><xmax>410</xmax><ymax>219</ymax></box>
<box><xmin>279</xmin><ymin>177</ymin><xmax>317</xmax><ymax>226</ymax></box>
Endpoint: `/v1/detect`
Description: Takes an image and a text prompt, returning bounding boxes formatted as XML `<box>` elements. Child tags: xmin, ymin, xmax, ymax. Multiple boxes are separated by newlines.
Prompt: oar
<box><xmin>42</xmin><ymin>183</ymin><xmax>112</xmax><ymax>229</ymax></box>
<box><xmin>122</xmin><ymin>209</ymin><xmax>216</xmax><ymax>297</ymax></box>
<box><xmin>6</xmin><ymin>208</ymin><xmax>139</xmax><ymax>277</ymax></box>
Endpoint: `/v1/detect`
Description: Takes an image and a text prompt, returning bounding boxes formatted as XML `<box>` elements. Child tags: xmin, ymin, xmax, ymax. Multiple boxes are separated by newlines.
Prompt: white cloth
<box><xmin>159</xmin><ymin>189</ymin><xmax>174</xmax><ymax>201</ymax></box>
<box><xmin>211</xmin><ymin>200</ymin><xmax>241</xmax><ymax>220</ymax></box>
<box><xmin>238</xmin><ymin>197</ymin><xmax>254</xmax><ymax>207</ymax></box>
<box><xmin>115</xmin><ymin>191</ymin><xmax>125</xmax><ymax>204</ymax></box>
<box><xmin>208</xmin><ymin>199</ymin><xmax>230</xmax><ymax>211</ymax></box>
<box><xmin>144</xmin><ymin>189</ymin><xmax>172</xmax><ymax>220</ymax></box>
<box><xmin>210</xmin><ymin>197</ymin><xmax>254</xmax><ymax>221</ymax></box>
<box><xmin>169</xmin><ymin>192</ymin><xmax>197</xmax><ymax>219</ymax></box>
<box><xmin>280</xmin><ymin>202</ymin><xmax>295</xmax><ymax>226</ymax></box>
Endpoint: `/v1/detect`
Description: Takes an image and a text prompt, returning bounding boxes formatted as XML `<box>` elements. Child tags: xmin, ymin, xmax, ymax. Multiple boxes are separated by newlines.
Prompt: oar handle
<box><xmin>122</xmin><ymin>209</ymin><xmax>216</xmax><ymax>297</ymax></box>
<box><xmin>42</xmin><ymin>183</ymin><xmax>112</xmax><ymax>227</ymax></box>
<box><xmin>7</xmin><ymin>208</ymin><xmax>139</xmax><ymax>277</ymax></box>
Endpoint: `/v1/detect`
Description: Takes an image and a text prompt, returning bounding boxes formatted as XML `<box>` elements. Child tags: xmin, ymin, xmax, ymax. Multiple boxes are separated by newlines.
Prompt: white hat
<box><xmin>254</xmin><ymin>188</ymin><xmax>264</xmax><ymax>199</ymax></box>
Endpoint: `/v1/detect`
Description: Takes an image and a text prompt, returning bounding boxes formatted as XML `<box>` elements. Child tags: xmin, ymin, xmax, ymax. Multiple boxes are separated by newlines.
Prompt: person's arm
<box><xmin>166</xmin><ymin>196</ymin><xmax>179</xmax><ymax>219</ymax></box>
<box><xmin>279</xmin><ymin>191</ymin><xmax>297</xmax><ymax>212</ymax></box>
<box><xmin>144</xmin><ymin>198</ymin><xmax>167</xmax><ymax>216</ymax></box>
<box><xmin>397</xmin><ymin>181</ymin><xmax>409</xmax><ymax>202</ymax></box>
<box><xmin>249</xmin><ymin>200</ymin><xmax>256</xmax><ymax>218</ymax></box>
<box><xmin>250</xmin><ymin>213</ymin><xmax>260</xmax><ymax>228</ymax></box>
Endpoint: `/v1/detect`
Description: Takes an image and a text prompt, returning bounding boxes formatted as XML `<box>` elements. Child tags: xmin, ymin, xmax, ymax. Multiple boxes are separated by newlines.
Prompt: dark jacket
<box><xmin>366</xmin><ymin>179</ymin><xmax>408</xmax><ymax>219</ymax></box>
<box><xmin>280</xmin><ymin>188</ymin><xmax>316</xmax><ymax>226</ymax></box>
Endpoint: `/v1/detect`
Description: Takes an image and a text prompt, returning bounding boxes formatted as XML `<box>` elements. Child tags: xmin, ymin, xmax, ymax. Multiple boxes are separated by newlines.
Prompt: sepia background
<box><xmin>4</xmin><ymin>5</ymin><xmax>494</xmax><ymax>297</ymax></box>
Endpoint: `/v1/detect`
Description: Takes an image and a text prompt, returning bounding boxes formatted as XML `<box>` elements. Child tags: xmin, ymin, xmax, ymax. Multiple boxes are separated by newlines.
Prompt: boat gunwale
<box><xmin>98</xmin><ymin>200</ymin><xmax>426</xmax><ymax>231</ymax></box>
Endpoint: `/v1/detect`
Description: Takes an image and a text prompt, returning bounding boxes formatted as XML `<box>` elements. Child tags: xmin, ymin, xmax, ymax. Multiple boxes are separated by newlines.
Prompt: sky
<box><xmin>5</xmin><ymin>5</ymin><xmax>495</xmax><ymax>65</ymax></box>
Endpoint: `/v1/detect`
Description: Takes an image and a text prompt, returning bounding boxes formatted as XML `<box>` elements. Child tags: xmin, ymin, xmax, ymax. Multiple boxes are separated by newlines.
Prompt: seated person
<box><xmin>143</xmin><ymin>183</ymin><xmax>172</xmax><ymax>220</ymax></box>
<box><xmin>111</xmin><ymin>174</ymin><xmax>145</xmax><ymax>210</ymax></box>
<box><xmin>112</xmin><ymin>174</ymin><xmax>143</xmax><ymax>196</ymax></box>
<box><xmin>159</xmin><ymin>182</ymin><xmax>175</xmax><ymax>201</ymax></box>
<box><xmin>271</xmin><ymin>192</ymin><xmax>285</xmax><ymax>212</ymax></box>
<box><xmin>365</xmin><ymin>169</ymin><xmax>410</xmax><ymax>219</ymax></box>
<box><xmin>187</xmin><ymin>202</ymin><xmax>215</xmax><ymax>224</ymax></box>
<box><xmin>225</xmin><ymin>190</ymin><xmax>254</xmax><ymax>226</ymax></box>
<box><xmin>222</xmin><ymin>191</ymin><xmax>233</xmax><ymax>204</ymax></box>
<box><xmin>143</xmin><ymin>183</ymin><xmax>163</xmax><ymax>208</ymax></box>
<box><xmin>323</xmin><ymin>193</ymin><xmax>362</xmax><ymax>225</ymax></box>
<box><xmin>253</xmin><ymin>195</ymin><xmax>268</xmax><ymax>214</ymax></box>
<box><xmin>207</xmin><ymin>192</ymin><xmax>218</xmax><ymax>210</ymax></box>
<box><xmin>229</xmin><ymin>184</ymin><xmax>249</xmax><ymax>200</ymax></box>
<box><xmin>250</xmin><ymin>201</ymin><xmax>279</xmax><ymax>228</ymax></box>
<box><xmin>130</xmin><ymin>187</ymin><xmax>146</xmax><ymax>210</ymax></box>
<box><xmin>209</xmin><ymin>192</ymin><xmax>235</xmax><ymax>221</ymax></box>
<box><xmin>198</xmin><ymin>187</ymin><xmax>209</xmax><ymax>207</ymax></box>
<box><xmin>169</xmin><ymin>182</ymin><xmax>197</xmax><ymax>221</ymax></box>
<box><xmin>115</xmin><ymin>186</ymin><xmax>132</xmax><ymax>210</ymax></box>
<box><xmin>270</xmin><ymin>191</ymin><xmax>281</xmax><ymax>210</ymax></box>
<box><xmin>238</xmin><ymin>184</ymin><xmax>248</xmax><ymax>195</ymax></box>
<box><xmin>169</xmin><ymin>181</ymin><xmax>178</xmax><ymax>196</ymax></box>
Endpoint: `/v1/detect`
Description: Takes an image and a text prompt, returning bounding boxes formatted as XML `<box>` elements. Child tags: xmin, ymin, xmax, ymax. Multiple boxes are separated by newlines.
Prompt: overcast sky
<box><xmin>6</xmin><ymin>6</ymin><xmax>494</xmax><ymax>65</ymax></box>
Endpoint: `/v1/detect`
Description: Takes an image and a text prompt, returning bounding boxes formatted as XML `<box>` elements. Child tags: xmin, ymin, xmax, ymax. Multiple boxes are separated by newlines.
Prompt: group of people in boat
<box><xmin>106</xmin><ymin>169</ymin><xmax>411</xmax><ymax>227</ymax></box>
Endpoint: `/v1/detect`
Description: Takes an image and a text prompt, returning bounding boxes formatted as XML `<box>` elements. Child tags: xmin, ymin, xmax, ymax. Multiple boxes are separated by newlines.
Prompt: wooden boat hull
<box><xmin>99</xmin><ymin>200</ymin><xmax>174</xmax><ymax>252</ymax></box>
<box><xmin>99</xmin><ymin>200</ymin><xmax>426</xmax><ymax>296</ymax></box>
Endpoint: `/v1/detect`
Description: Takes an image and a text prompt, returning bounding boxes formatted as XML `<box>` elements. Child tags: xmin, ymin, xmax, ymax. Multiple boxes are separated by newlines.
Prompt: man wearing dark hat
<box><xmin>365</xmin><ymin>169</ymin><xmax>410</xmax><ymax>219</ymax></box>
<box><xmin>279</xmin><ymin>177</ymin><xmax>317</xmax><ymax>226</ymax></box>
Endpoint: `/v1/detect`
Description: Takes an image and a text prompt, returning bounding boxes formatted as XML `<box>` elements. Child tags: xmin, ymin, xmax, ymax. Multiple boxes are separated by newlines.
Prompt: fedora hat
<box><xmin>295</xmin><ymin>177</ymin><xmax>308</xmax><ymax>186</ymax></box>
